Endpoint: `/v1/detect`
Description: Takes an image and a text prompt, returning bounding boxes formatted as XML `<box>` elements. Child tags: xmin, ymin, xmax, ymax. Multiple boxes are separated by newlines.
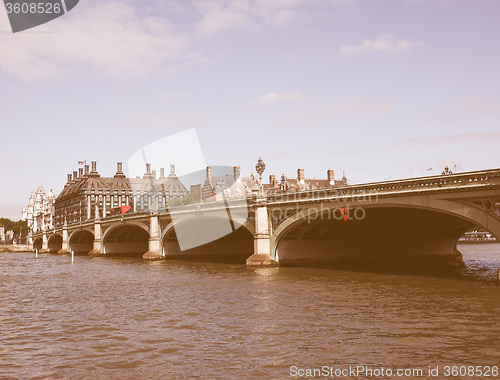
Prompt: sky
<box><xmin>1</xmin><ymin>0</ymin><xmax>500</xmax><ymax>220</ymax></box>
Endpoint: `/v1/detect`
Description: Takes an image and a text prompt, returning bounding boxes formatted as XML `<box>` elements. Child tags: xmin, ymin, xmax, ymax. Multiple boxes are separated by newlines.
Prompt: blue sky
<box><xmin>1</xmin><ymin>0</ymin><xmax>500</xmax><ymax>219</ymax></box>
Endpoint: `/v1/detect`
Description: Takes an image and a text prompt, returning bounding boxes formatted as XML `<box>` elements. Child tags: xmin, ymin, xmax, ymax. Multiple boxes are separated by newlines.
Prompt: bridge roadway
<box><xmin>32</xmin><ymin>168</ymin><xmax>500</xmax><ymax>267</ymax></box>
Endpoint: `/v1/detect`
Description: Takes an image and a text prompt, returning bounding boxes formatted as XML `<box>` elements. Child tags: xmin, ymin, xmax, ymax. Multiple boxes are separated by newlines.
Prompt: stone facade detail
<box><xmin>54</xmin><ymin>161</ymin><xmax>187</xmax><ymax>227</ymax></box>
<box><xmin>22</xmin><ymin>184</ymin><xmax>56</xmax><ymax>233</ymax></box>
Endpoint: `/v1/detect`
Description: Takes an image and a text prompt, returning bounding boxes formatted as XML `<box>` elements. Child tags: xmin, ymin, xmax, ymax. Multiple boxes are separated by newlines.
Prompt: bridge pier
<box><xmin>89</xmin><ymin>217</ymin><xmax>104</xmax><ymax>256</ymax></box>
<box><xmin>246</xmin><ymin>196</ymin><xmax>278</xmax><ymax>267</ymax></box>
<box><xmin>143</xmin><ymin>214</ymin><xmax>164</xmax><ymax>260</ymax></box>
<box><xmin>58</xmin><ymin>220</ymin><xmax>69</xmax><ymax>254</ymax></box>
<box><xmin>40</xmin><ymin>230</ymin><xmax>48</xmax><ymax>253</ymax></box>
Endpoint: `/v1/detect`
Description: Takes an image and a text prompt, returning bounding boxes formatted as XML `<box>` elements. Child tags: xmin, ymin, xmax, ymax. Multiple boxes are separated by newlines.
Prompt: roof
<box><xmin>57</xmin><ymin>174</ymin><xmax>188</xmax><ymax>203</ymax></box>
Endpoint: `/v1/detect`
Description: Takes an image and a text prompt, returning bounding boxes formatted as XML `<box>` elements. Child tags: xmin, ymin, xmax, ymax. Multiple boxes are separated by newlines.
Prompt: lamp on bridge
<box><xmin>255</xmin><ymin>157</ymin><xmax>266</xmax><ymax>195</ymax></box>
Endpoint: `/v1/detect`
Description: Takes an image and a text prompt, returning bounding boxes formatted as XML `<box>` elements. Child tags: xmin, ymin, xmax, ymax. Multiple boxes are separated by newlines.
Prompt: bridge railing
<box><xmin>266</xmin><ymin>168</ymin><xmax>500</xmax><ymax>204</ymax></box>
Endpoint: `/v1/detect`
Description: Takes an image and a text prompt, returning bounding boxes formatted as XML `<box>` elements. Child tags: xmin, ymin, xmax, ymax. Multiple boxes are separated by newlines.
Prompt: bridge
<box><xmin>32</xmin><ymin>168</ymin><xmax>500</xmax><ymax>267</ymax></box>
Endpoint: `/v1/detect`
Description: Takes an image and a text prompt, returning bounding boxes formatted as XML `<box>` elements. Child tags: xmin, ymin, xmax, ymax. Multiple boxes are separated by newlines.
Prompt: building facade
<box><xmin>0</xmin><ymin>226</ymin><xmax>14</xmax><ymax>244</ymax></box>
<box><xmin>54</xmin><ymin>161</ymin><xmax>188</xmax><ymax>227</ymax></box>
<box><xmin>198</xmin><ymin>166</ymin><xmax>258</xmax><ymax>202</ymax></box>
<box><xmin>22</xmin><ymin>184</ymin><xmax>56</xmax><ymax>233</ymax></box>
<box><xmin>196</xmin><ymin>166</ymin><xmax>348</xmax><ymax>202</ymax></box>
<box><xmin>265</xmin><ymin>168</ymin><xmax>348</xmax><ymax>194</ymax></box>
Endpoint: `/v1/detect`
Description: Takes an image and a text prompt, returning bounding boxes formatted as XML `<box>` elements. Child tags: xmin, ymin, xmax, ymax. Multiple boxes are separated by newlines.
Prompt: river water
<box><xmin>1</xmin><ymin>244</ymin><xmax>499</xmax><ymax>379</ymax></box>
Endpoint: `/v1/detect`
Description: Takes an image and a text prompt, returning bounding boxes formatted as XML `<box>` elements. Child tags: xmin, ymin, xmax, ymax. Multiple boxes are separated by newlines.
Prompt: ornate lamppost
<box><xmin>255</xmin><ymin>157</ymin><xmax>266</xmax><ymax>195</ymax></box>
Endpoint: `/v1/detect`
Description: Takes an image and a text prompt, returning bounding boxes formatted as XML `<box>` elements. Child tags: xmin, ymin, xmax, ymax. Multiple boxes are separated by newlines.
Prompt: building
<box><xmin>22</xmin><ymin>184</ymin><xmax>56</xmax><ymax>233</ymax></box>
<box><xmin>0</xmin><ymin>225</ymin><xmax>17</xmax><ymax>244</ymax></box>
<box><xmin>54</xmin><ymin>161</ymin><xmax>188</xmax><ymax>227</ymax></box>
<box><xmin>194</xmin><ymin>166</ymin><xmax>348</xmax><ymax>202</ymax></box>
<box><xmin>265</xmin><ymin>169</ymin><xmax>348</xmax><ymax>194</ymax></box>
<box><xmin>198</xmin><ymin>166</ymin><xmax>258</xmax><ymax>202</ymax></box>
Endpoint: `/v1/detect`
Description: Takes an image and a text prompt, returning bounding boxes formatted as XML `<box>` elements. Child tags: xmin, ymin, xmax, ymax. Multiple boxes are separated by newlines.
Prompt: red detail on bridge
<box><xmin>110</xmin><ymin>205</ymin><xmax>132</xmax><ymax>216</ymax></box>
<box><xmin>342</xmin><ymin>207</ymin><xmax>348</xmax><ymax>221</ymax></box>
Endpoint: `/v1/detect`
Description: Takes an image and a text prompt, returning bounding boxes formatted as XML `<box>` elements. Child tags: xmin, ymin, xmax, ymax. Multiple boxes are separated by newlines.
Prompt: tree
<box><xmin>0</xmin><ymin>218</ymin><xmax>28</xmax><ymax>235</ymax></box>
<box><xmin>166</xmin><ymin>193</ymin><xmax>196</xmax><ymax>208</ymax></box>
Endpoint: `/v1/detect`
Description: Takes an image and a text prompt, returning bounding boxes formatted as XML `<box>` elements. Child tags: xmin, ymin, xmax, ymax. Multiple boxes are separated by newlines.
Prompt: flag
<box><xmin>78</xmin><ymin>161</ymin><xmax>86</xmax><ymax>165</ymax></box>
<box><xmin>426</xmin><ymin>167</ymin><xmax>432</xmax><ymax>171</ymax></box>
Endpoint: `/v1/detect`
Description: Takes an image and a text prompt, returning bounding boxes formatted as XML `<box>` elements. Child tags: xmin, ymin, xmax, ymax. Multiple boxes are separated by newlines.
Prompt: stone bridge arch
<box><xmin>33</xmin><ymin>237</ymin><xmax>43</xmax><ymax>251</ymax></box>
<box><xmin>68</xmin><ymin>229</ymin><xmax>94</xmax><ymax>255</ymax></box>
<box><xmin>101</xmin><ymin>221</ymin><xmax>150</xmax><ymax>257</ymax></box>
<box><xmin>101</xmin><ymin>221</ymin><xmax>150</xmax><ymax>242</ymax></box>
<box><xmin>160</xmin><ymin>216</ymin><xmax>255</xmax><ymax>263</ymax></box>
<box><xmin>47</xmin><ymin>233</ymin><xmax>63</xmax><ymax>253</ymax></box>
<box><xmin>270</xmin><ymin>198</ymin><xmax>500</xmax><ymax>266</ymax></box>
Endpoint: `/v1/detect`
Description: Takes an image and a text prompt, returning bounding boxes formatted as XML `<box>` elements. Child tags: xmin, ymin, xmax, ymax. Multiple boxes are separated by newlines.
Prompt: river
<box><xmin>1</xmin><ymin>244</ymin><xmax>499</xmax><ymax>379</ymax></box>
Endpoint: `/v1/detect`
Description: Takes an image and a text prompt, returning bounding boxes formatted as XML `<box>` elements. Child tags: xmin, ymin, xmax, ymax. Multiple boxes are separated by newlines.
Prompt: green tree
<box><xmin>0</xmin><ymin>218</ymin><xmax>28</xmax><ymax>235</ymax></box>
<box><xmin>166</xmin><ymin>193</ymin><xmax>196</xmax><ymax>208</ymax></box>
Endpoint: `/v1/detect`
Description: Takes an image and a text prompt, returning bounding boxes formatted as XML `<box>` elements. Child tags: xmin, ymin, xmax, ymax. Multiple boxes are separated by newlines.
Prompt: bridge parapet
<box><xmin>266</xmin><ymin>168</ymin><xmax>500</xmax><ymax>205</ymax></box>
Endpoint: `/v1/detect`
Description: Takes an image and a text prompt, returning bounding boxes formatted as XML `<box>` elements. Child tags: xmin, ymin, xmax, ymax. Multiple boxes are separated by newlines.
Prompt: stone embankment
<box><xmin>0</xmin><ymin>245</ymin><xmax>34</xmax><ymax>253</ymax></box>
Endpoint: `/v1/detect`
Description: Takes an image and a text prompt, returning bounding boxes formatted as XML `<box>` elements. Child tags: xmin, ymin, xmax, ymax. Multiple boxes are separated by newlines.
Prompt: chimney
<box><xmin>114</xmin><ymin>162</ymin><xmax>126</xmax><ymax>178</ymax></box>
<box><xmin>152</xmin><ymin>170</ymin><xmax>157</xmax><ymax>179</ymax></box>
<box><xmin>89</xmin><ymin>161</ymin><xmax>100</xmax><ymax>177</ymax></box>
<box><xmin>84</xmin><ymin>165</ymin><xmax>89</xmax><ymax>175</ymax></box>
<box><xmin>168</xmin><ymin>164</ymin><xmax>178</xmax><ymax>179</ymax></box>
<box><xmin>207</xmin><ymin>166</ymin><xmax>212</xmax><ymax>179</ymax></box>
<box><xmin>73</xmin><ymin>171</ymin><xmax>78</xmax><ymax>181</ymax></box>
<box><xmin>297</xmin><ymin>168</ymin><xmax>305</xmax><ymax>183</ymax></box>
<box><xmin>146</xmin><ymin>163</ymin><xmax>151</xmax><ymax>174</ymax></box>
<box><xmin>269</xmin><ymin>174</ymin><xmax>276</xmax><ymax>187</ymax></box>
<box><xmin>78</xmin><ymin>168</ymin><xmax>83</xmax><ymax>178</ymax></box>
<box><xmin>67</xmin><ymin>174</ymin><xmax>72</xmax><ymax>183</ymax></box>
<box><xmin>327</xmin><ymin>169</ymin><xmax>334</xmax><ymax>183</ymax></box>
<box><xmin>233</xmin><ymin>166</ymin><xmax>241</xmax><ymax>181</ymax></box>
<box><xmin>160</xmin><ymin>167</ymin><xmax>165</xmax><ymax>179</ymax></box>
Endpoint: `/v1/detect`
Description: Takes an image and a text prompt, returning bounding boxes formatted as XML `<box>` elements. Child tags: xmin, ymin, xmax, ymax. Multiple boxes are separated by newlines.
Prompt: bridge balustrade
<box><xmin>266</xmin><ymin>169</ymin><xmax>500</xmax><ymax>204</ymax></box>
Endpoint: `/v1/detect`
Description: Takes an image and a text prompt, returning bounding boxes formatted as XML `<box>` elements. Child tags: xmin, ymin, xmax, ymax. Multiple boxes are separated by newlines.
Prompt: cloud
<box><xmin>339</xmin><ymin>34</ymin><xmax>429</xmax><ymax>56</ymax></box>
<box><xmin>192</xmin><ymin>0</ymin><xmax>357</xmax><ymax>36</ymax></box>
<box><xmin>457</xmin><ymin>97</ymin><xmax>500</xmax><ymax>115</ymax></box>
<box><xmin>256</xmin><ymin>91</ymin><xmax>301</xmax><ymax>104</ymax></box>
<box><xmin>0</xmin><ymin>1</ymin><xmax>191</xmax><ymax>80</ymax></box>
<box><xmin>192</xmin><ymin>0</ymin><xmax>253</xmax><ymax>36</ymax></box>
<box><xmin>0</xmin><ymin>0</ymin><xmax>361</xmax><ymax>80</ymax></box>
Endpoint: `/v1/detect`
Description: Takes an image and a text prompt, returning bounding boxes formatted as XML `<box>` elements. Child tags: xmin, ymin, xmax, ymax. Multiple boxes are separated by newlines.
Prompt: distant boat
<box><xmin>458</xmin><ymin>231</ymin><xmax>497</xmax><ymax>244</ymax></box>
